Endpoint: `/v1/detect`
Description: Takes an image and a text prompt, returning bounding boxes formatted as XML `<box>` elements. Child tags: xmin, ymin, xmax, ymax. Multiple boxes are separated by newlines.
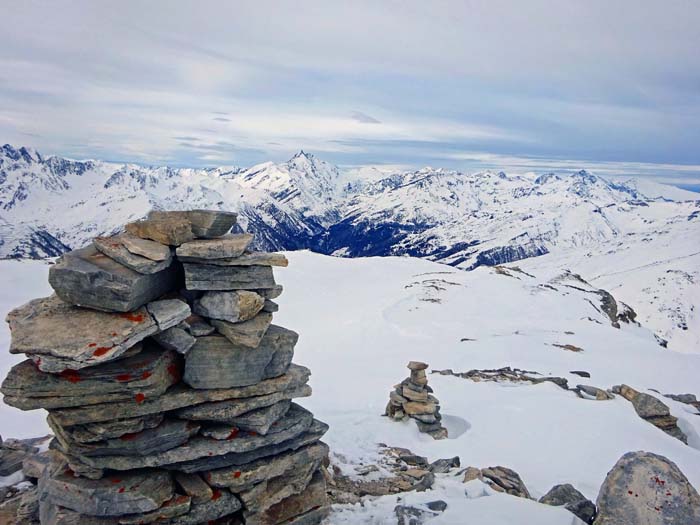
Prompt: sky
<box><xmin>1</xmin><ymin>1</ymin><xmax>700</xmax><ymax>186</ymax></box>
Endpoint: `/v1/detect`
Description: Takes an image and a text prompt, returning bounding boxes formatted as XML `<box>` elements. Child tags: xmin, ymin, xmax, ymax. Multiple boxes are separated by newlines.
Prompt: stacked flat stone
<box><xmin>1</xmin><ymin>210</ymin><xmax>329</xmax><ymax>525</ymax></box>
<box><xmin>385</xmin><ymin>362</ymin><xmax>447</xmax><ymax>440</ymax></box>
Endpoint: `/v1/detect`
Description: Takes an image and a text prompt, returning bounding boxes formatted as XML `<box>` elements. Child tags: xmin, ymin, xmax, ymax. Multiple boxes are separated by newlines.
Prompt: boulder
<box><xmin>429</xmin><ymin>457</ymin><xmax>460</xmax><ymax>474</ymax></box>
<box><xmin>539</xmin><ymin>483</ymin><xmax>596</xmax><ymax>524</ymax></box>
<box><xmin>121</xmin><ymin>235</ymin><xmax>171</xmax><ymax>261</ymax></box>
<box><xmin>2</xmin><ymin>347</ymin><xmax>181</xmax><ymax>410</ymax></box>
<box><xmin>177</xmin><ymin>251</ymin><xmax>288</xmax><ymax>267</ymax></box>
<box><xmin>193</xmin><ymin>290</ymin><xmax>264</xmax><ymax>323</ymax></box>
<box><xmin>94</xmin><ymin>234</ymin><xmax>173</xmax><ymax>274</ymax></box>
<box><xmin>176</xmin><ymin>234</ymin><xmax>253</xmax><ymax>260</ymax></box>
<box><xmin>480</xmin><ymin>466</ymin><xmax>531</xmax><ymax>498</ymax></box>
<box><xmin>184</xmin><ymin>325</ymin><xmax>296</xmax><ymax>389</ymax></box>
<box><xmin>149</xmin><ymin>210</ymin><xmax>237</xmax><ymax>239</ymax></box>
<box><xmin>183</xmin><ymin>263</ymin><xmax>276</xmax><ymax>291</ymax></box>
<box><xmin>211</xmin><ymin>312</ymin><xmax>273</xmax><ymax>349</ymax></box>
<box><xmin>6</xmin><ymin>295</ymin><xmax>160</xmax><ymax>372</ymax></box>
<box><xmin>125</xmin><ymin>215</ymin><xmax>195</xmax><ymax>246</ymax></box>
<box><xmin>48</xmin><ymin>245</ymin><xmax>179</xmax><ymax>312</ymax></box>
<box><xmin>49</xmin><ymin>364</ymin><xmax>311</xmax><ymax>427</ymax></box>
<box><xmin>594</xmin><ymin>451</ymin><xmax>700</xmax><ymax>525</ymax></box>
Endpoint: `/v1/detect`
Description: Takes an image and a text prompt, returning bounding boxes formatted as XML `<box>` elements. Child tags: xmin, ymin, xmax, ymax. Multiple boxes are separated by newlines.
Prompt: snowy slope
<box><xmin>2</xmin><ymin>253</ymin><xmax>699</xmax><ymax>524</ymax></box>
<box><xmin>1</xmin><ymin>144</ymin><xmax>698</xmax><ymax>352</ymax></box>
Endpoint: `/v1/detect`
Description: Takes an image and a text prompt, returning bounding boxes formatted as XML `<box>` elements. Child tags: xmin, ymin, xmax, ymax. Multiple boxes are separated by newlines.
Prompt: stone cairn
<box><xmin>385</xmin><ymin>362</ymin><xmax>447</xmax><ymax>440</ymax></box>
<box><xmin>1</xmin><ymin>210</ymin><xmax>330</xmax><ymax>525</ymax></box>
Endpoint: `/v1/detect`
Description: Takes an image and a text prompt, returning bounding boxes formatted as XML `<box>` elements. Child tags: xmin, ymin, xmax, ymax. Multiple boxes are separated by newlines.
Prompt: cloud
<box><xmin>350</xmin><ymin>111</ymin><xmax>381</xmax><ymax>124</ymax></box>
<box><xmin>212</xmin><ymin>117</ymin><xmax>231</xmax><ymax>122</ymax></box>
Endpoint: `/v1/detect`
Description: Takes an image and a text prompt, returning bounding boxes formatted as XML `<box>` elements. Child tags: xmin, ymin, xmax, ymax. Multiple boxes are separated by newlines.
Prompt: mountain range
<box><xmin>1</xmin><ymin>143</ymin><xmax>698</xmax><ymax>352</ymax></box>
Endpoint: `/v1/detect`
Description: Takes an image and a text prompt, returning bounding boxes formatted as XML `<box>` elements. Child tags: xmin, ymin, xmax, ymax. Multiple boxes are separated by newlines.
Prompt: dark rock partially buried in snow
<box><xmin>480</xmin><ymin>466</ymin><xmax>531</xmax><ymax>499</ymax></box>
<box><xmin>594</xmin><ymin>451</ymin><xmax>700</xmax><ymax>525</ymax></box>
<box><xmin>94</xmin><ymin>234</ymin><xmax>173</xmax><ymax>274</ymax></box>
<box><xmin>539</xmin><ymin>483</ymin><xmax>596</xmax><ymax>524</ymax></box>
<box><xmin>48</xmin><ymin>244</ymin><xmax>179</xmax><ymax>312</ymax></box>
<box><xmin>183</xmin><ymin>324</ymin><xmax>296</xmax><ymax>389</ymax></box>
<box><xmin>183</xmin><ymin>263</ymin><xmax>276</xmax><ymax>291</ymax></box>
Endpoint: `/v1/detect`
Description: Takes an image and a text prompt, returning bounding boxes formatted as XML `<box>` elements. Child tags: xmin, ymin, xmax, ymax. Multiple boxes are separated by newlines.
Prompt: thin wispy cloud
<box><xmin>0</xmin><ymin>0</ymin><xmax>698</xmax><ymax>183</ymax></box>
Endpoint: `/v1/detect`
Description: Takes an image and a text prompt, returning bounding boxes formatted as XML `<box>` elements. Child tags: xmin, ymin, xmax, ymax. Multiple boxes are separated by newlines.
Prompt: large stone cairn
<box><xmin>385</xmin><ymin>362</ymin><xmax>447</xmax><ymax>440</ymax></box>
<box><xmin>1</xmin><ymin>210</ymin><xmax>330</xmax><ymax>525</ymax></box>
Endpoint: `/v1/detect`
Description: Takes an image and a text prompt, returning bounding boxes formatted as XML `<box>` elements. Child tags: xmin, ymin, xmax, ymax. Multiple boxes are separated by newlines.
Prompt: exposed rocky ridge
<box><xmin>0</xmin><ymin>209</ymin><xmax>329</xmax><ymax>525</ymax></box>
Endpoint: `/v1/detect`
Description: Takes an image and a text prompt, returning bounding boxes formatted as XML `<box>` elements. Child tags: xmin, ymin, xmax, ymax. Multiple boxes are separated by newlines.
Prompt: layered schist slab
<box><xmin>1</xmin><ymin>209</ymin><xmax>329</xmax><ymax>525</ymax></box>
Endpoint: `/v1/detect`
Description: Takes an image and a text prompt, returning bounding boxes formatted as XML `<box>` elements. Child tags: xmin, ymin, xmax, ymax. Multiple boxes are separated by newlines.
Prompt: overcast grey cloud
<box><xmin>1</xmin><ymin>0</ymin><xmax>699</xmax><ymax>183</ymax></box>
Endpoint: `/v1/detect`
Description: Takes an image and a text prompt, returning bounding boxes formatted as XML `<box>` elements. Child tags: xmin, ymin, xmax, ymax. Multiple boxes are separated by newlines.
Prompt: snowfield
<box><xmin>2</xmin><ymin>252</ymin><xmax>698</xmax><ymax>523</ymax></box>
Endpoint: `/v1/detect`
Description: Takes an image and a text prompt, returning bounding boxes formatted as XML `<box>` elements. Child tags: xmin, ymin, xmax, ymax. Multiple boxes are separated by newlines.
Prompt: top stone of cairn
<box><xmin>126</xmin><ymin>210</ymin><xmax>238</xmax><ymax>246</ymax></box>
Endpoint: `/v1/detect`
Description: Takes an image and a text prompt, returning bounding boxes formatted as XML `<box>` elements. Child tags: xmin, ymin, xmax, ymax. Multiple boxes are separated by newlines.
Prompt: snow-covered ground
<box><xmin>1</xmin><ymin>252</ymin><xmax>699</xmax><ymax>523</ymax></box>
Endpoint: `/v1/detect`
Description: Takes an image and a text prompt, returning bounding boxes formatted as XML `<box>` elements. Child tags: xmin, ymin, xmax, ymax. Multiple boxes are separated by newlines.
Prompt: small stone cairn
<box><xmin>1</xmin><ymin>210</ymin><xmax>329</xmax><ymax>525</ymax></box>
<box><xmin>385</xmin><ymin>362</ymin><xmax>447</xmax><ymax>440</ymax></box>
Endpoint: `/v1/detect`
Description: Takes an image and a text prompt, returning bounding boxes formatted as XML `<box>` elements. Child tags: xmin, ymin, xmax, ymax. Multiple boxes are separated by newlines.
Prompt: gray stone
<box><xmin>167</xmin><ymin>489</ymin><xmax>241</xmax><ymax>525</ymax></box>
<box><xmin>211</xmin><ymin>312</ymin><xmax>274</xmax><ymax>349</ymax></box>
<box><xmin>200</xmin><ymin>401</ymin><xmax>307</xmax><ymax>441</ymax></box>
<box><xmin>2</xmin><ymin>347</ymin><xmax>180</xmax><ymax>410</ymax></box>
<box><xmin>276</xmin><ymin>506</ymin><xmax>329</xmax><ymax>525</ymax></box>
<box><xmin>429</xmin><ymin>457</ymin><xmax>460</xmax><ymax>474</ymax></box>
<box><xmin>594</xmin><ymin>451</ymin><xmax>700</xmax><ymax>525</ymax></box>
<box><xmin>207</xmin><ymin>441</ymin><xmax>329</xmax><ymax>491</ymax></box>
<box><xmin>183</xmin><ymin>315</ymin><xmax>215</xmax><ymax>336</ymax></box>
<box><xmin>178</xmin><ymin>251</ymin><xmax>288</xmax><ymax>267</ymax></box>
<box><xmin>94</xmin><ymin>234</ymin><xmax>173</xmax><ymax>274</ymax></box>
<box><xmin>64</xmin><ymin>405</ymin><xmax>315</xmax><ymax>472</ymax></box>
<box><xmin>262</xmin><ymin>300</ymin><xmax>279</xmax><ymax>313</ymax></box>
<box><xmin>23</xmin><ymin>450</ymin><xmax>51</xmax><ymax>478</ymax></box>
<box><xmin>125</xmin><ymin>215</ymin><xmax>195</xmax><ymax>246</ymax></box>
<box><xmin>177</xmin><ymin>386</ymin><xmax>311</xmax><ymax>424</ymax></box>
<box><xmin>118</xmin><ymin>495</ymin><xmax>192</xmax><ymax>524</ymax></box>
<box><xmin>407</xmin><ymin>361</ymin><xmax>429</xmax><ymax>371</ymax></box>
<box><xmin>153</xmin><ymin>326</ymin><xmax>196</xmax><ymax>355</ymax></box>
<box><xmin>149</xmin><ymin>210</ymin><xmax>237</xmax><ymax>239</ymax></box>
<box><xmin>183</xmin><ymin>263</ymin><xmax>276</xmax><ymax>291</ymax></box>
<box><xmin>480</xmin><ymin>466</ymin><xmax>531</xmax><ymax>498</ymax></box>
<box><xmin>6</xmin><ymin>295</ymin><xmax>159</xmax><ymax>372</ymax></box>
<box><xmin>49</xmin><ymin>364</ymin><xmax>310</xmax><ymax>427</ymax></box>
<box><xmin>121</xmin><ymin>234</ymin><xmax>171</xmax><ymax>261</ymax></box>
<box><xmin>539</xmin><ymin>483</ymin><xmax>596</xmax><ymax>524</ymax></box>
<box><xmin>55</xmin><ymin>415</ymin><xmax>164</xmax><ymax>444</ymax></box>
<box><xmin>51</xmin><ymin>418</ymin><xmax>200</xmax><ymax>457</ymax></box>
<box><xmin>193</xmin><ymin>290</ymin><xmax>264</xmax><ymax>323</ymax></box>
<box><xmin>184</xmin><ymin>325</ymin><xmax>296</xmax><ymax>389</ymax></box>
<box><xmin>174</xmin><ymin>473</ymin><xmax>212</xmax><ymax>504</ymax></box>
<box><xmin>48</xmin><ymin>245</ymin><xmax>179</xmax><ymax>312</ymax></box>
<box><xmin>577</xmin><ymin>385</ymin><xmax>614</xmax><ymax>400</ymax></box>
<box><xmin>145</xmin><ymin>299</ymin><xmax>191</xmax><ymax>330</ymax></box>
<box><xmin>45</xmin><ymin>469</ymin><xmax>174</xmax><ymax>516</ymax></box>
<box><xmin>165</xmin><ymin>419</ymin><xmax>328</xmax><ymax>474</ymax></box>
<box><xmin>212</xmin><ymin>400</ymin><xmax>292</xmax><ymax>436</ymax></box>
<box><xmin>395</xmin><ymin>504</ymin><xmax>442</xmax><ymax>525</ymax></box>
<box><xmin>632</xmin><ymin>392</ymin><xmax>672</xmax><ymax>418</ymax></box>
<box><xmin>256</xmin><ymin>285</ymin><xmax>283</xmax><ymax>300</ymax></box>
<box><xmin>240</xmin><ymin>461</ymin><xmax>318</xmax><ymax>515</ymax></box>
<box><xmin>176</xmin><ymin>234</ymin><xmax>253</xmax><ymax>260</ymax></box>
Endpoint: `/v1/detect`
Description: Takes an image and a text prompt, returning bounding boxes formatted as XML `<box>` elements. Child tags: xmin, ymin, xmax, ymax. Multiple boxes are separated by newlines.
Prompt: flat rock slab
<box><xmin>52</xmin><ymin>418</ymin><xmax>200</xmax><ymax>458</ymax></box>
<box><xmin>218</xmin><ymin>400</ymin><xmax>291</xmax><ymax>436</ymax></box>
<box><xmin>166</xmin><ymin>419</ymin><xmax>328</xmax><ymax>474</ymax></box>
<box><xmin>595</xmin><ymin>451</ymin><xmax>700</xmax><ymax>525</ymax></box>
<box><xmin>211</xmin><ymin>312</ymin><xmax>273</xmax><ymax>349</ymax></box>
<box><xmin>45</xmin><ymin>468</ymin><xmax>174</xmax><ymax>517</ymax></box>
<box><xmin>174</xmin><ymin>473</ymin><xmax>212</xmax><ymax>504</ymax></box>
<box><xmin>50</xmin><ymin>364</ymin><xmax>311</xmax><ymax>426</ymax></box>
<box><xmin>176</xmin><ymin>234</ymin><xmax>253</xmax><ymax>260</ymax></box>
<box><xmin>146</xmin><ymin>299</ymin><xmax>191</xmax><ymax>330</ymax></box>
<box><xmin>118</xmin><ymin>494</ymin><xmax>192</xmax><ymax>524</ymax></box>
<box><xmin>177</xmin><ymin>386</ymin><xmax>310</xmax><ymax>424</ymax></box>
<box><xmin>153</xmin><ymin>326</ymin><xmax>196</xmax><ymax>355</ymax></box>
<box><xmin>178</xmin><ymin>251</ymin><xmax>288</xmax><ymax>267</ymax></box>
<box><xmin>48</xmin><ymin>245</ymin><xmax>179</xmax><ymax>312</ymax></box>
<box><xmin>167</xmin><ymin>489</ymin><xmax>241</xmax><ymax>525</ymax></box>
<box><xmin>194</xmin><ymin>290</ymin><xmax>264</xmax><ymax>323</ymax></box>
<box><xmin>246</xmin><ymin>469</ymin><xmax>326</xmax><ymax>525</ymax></box>
<box><xmin>94</xmin><ymin>234</ymin><xmax>173</xmax><ymax>274</ymax></box>
<box><xmin>66</xmin><ymin>405</ymin><xmax>315</xmax><ymax>472</ymax></box>
<box><xmin>256</xmin><ymin>285</ymin><xmax>283</xmax><ymax>300</ymax></box>
<box><xmin>151</xmin><ymin>210</ymin><xmax>237</xmax><ymax>239</ymax></box>
<box><xmin>2</xmin><ymin>347</ymin><xmax>180</xmax><ymax>410</ymax></box>
<box><xmin>126</xmin><ymin>215</ymin><xmax>195</xmax><ymax>246</ymax></box>
<box><xmin>199</xmin><ymin>401</ymin><xmax>308</xmax><ymax>440</ymax></box>
<box><xmin>121</xmin><ymin>235</ymin><xmax>171</xmax><ymax>261</ymax></box>
<box><xmin>54</xmin><ymin>414</ymin><xmax>164</xmax><ymax>444</ymax></box>
<box><xmin>184</xmin><ymin>324</ymin><xmax>297</xmax><ymax>388</ymax></box>
<box><xmin>183</xmin><ymin>263</ymin><xmax>275</xmax><ymax>291</ymax></box>
<box><xmin>207</xmin><ymin>441</ymin><xmax>329</xmax><ymax>491</ymax></box>
<box><xmin>6</xmin><ymin>294</ymin><xmax>160</xmax><ymax>372</ymax></box>
<box><xmin>240</xmin><ymin>460</ymin><xmax>318</xmax><ymax>514</ymax></box>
